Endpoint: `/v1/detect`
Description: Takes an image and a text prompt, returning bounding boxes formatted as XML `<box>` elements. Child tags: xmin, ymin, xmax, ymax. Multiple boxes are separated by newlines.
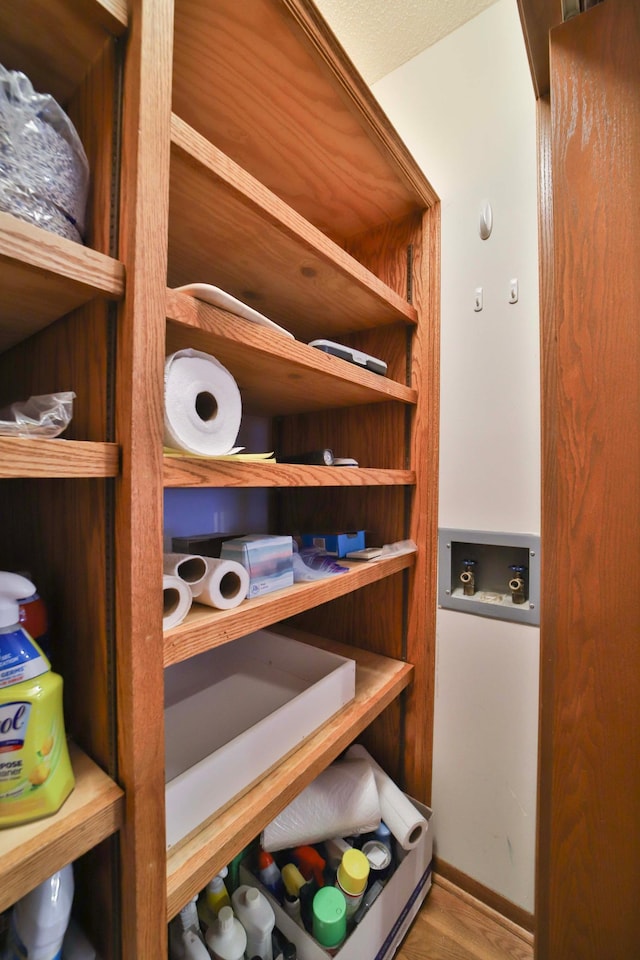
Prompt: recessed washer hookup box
<box><xmin>301</xmin><ymin>530</ymin><xmax>366</xmax><ymax>558</ymax></box>
<box><xmin>164</xmin><ymin>629</ymin><xmax>356</xmax><ymax>850</ymax></box>
<box><xmin>220</xmin><ymin>534</ymin><xmax>294</xmax><ymax>597</ymax></box>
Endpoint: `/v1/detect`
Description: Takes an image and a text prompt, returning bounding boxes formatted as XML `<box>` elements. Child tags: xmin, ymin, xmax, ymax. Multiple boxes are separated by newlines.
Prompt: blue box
<box><xmin>301</xmin><ymin>530</ymin><xmax>366</xmax><ymax>558</ymax></box>
<box><xmin>220</xmin><ymin>535</ymin><xmax>294</xmax><ymax>598</ymax></box>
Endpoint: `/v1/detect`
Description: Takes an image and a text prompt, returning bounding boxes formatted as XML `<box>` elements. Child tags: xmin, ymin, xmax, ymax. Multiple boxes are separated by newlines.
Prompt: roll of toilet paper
<box><xmin>162</xmin><ymin>574</ymin><xmax>193</xmax><ymax>630</ymax></box>
<box><xmin>194</xmin><ymin>557</ymin><xmax>249</xmax><ymax>609</ymax></box>
<box><xmin>164</xmin><ymin>349</ymin><xmax>242</xmax><ymax>455</ymax></box>
<box><xmin>163</xmin><ymin>553</ymin><xmax>208</xmax><ymax>595</ymax></box>
<box><xmin>261</xmin><ymin>758</ymin><xmax>380</xmax><ymax>852</ymax></box>
<box><xmin>346</xmin><ymin>744</ymin><xmax>428</xmax><ymax>851</ymax></box>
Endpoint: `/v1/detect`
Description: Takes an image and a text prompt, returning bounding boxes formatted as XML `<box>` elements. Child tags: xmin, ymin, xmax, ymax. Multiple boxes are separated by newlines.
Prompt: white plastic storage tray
<box><xmin>164</xmin><ymin>629</ymin><xmax>356</xmax><ymax>850</ymax></box>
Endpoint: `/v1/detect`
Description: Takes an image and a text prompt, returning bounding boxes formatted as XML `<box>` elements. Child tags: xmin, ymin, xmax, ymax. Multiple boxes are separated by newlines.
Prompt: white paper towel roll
<box><xmin>346</xmin><ymin>744</ymin><xmax>428</xmax><ymax>850</ymax></box>
<box><xmin>261</xmin><ymin>758</ymin><xmax>380</xmax><ymax>852</ymax></box>
<box><xmin>195</xmin><ymin>557</ymin><xmax>249</xmax><ymax>609</ymax></box>
<box><xmin>163</xmin><ymin>553</ymin><xmax>208</xmax><ymax>595</ymax></box>
<box><xmin>162</xmin><ymin>574</ymin><xmax>193</xmax><ymax>630</ymax></box>
<box><xmin>164</xmin><ymin>349</ymin><xmax>242</xmax><ymax>455</ymax></box>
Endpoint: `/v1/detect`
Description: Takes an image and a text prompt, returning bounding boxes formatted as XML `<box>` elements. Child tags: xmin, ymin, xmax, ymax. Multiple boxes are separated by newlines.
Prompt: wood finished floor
<box><xmin>396</xmin><ymin>876</ymin><xmax>534</xmax><ymax>960</ymax></box>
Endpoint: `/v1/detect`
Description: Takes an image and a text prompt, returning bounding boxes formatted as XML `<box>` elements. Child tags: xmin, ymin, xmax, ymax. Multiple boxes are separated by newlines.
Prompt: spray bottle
<box><xmin>0</xmin><ymin>572</ymin><xmax>74</xmax><ymax>828</ymax></box>
<box><xmin>4</xmin><ymin>862</ymin><xmax>74</xmax><ymax>959</ymax></box>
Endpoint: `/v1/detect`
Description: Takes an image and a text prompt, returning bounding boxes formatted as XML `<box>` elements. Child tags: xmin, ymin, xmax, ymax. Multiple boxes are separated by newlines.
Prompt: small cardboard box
<box><xmin>220</xmin><ymin>534</ymin><xmax>294</xmax><ymax>597</ymax></box>
<box><xmin>301</xmin><ymin>530</ymin><xmax>366</xmax><ymax>558</ymax></box>
<box><xmin>164</xmin><ymin>629</ymin><xmax>356</xmax><ymax>850</ymax></box>
<box><xmin>239</xmin><ymin>800</ymin><xmax>433</xmax><ymax>960</ymax></box>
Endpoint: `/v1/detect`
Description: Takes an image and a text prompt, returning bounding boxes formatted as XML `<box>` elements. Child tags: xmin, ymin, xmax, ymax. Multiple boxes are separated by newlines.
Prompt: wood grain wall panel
<box><xmin>277</xmin><ymin>402</ymin><xmax>407</xmax><ymax>470</ymax></box>
<box><xmin>538</xmin><ymin>3</ymin><xmax>640</xmax><ymax>956</ymax></box>
<box><xmin>67</xmin><ymin>39</ymin><xmax>118</xmax><ymax>256</ymax></box>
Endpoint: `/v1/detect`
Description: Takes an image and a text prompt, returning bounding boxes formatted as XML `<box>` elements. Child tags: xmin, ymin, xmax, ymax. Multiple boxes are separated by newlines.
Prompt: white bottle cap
<box><xmin>0</xmin><ymin>572</ymin><xmax>36</xmax><ymax>628</ymax></box>
<box><xmin>218</xmin><ymin>905</ymin><xmax>233</xmax><ymax>932</ymax></box>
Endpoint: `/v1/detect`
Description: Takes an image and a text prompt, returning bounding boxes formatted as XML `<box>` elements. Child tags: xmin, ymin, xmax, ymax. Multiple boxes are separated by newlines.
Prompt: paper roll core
<box><xmin>195</xmin><ymin>391</ymin><xmax>218</xmax><ymax>422</ymax></box>
<box><xmin>175</xmin><ymin>555</ymin><xmax>208</xmax><ymax>585</ymax></box>
<box><xmin>163</xmin><ymin>585</ymin><xmax>182</xmax><ymax>619</ymax></box>
<box><xmin>219</xmin><ymin>570</ymin><xmax>242</xmax><ymax>600</ymax></box>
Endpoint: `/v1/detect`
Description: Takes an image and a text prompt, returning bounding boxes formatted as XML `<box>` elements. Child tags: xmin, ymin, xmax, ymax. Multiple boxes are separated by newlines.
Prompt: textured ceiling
<box><xmin>314</xmin><ymin>0</ymin><xmax>500</xmax><ymax>84</ymax></box>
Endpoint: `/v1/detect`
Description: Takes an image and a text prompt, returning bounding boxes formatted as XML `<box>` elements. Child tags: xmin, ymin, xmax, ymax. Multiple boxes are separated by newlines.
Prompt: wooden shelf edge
<box><xmin>0</xmin><ymin>742</ymin><xmax>124</xmax><ymax>912</ymax></box>
<box><xmin>166</xmin><ymin>630</ymin><xmax>413</xmax><ymax>918</ymax></box>
<box><xmin>90</xmin><ymin>0</ymin><xmax>128</xmax><ymax>34</ymax></box>
<box><xmin>164</xmin><ymin>458</ymin><xmax>415</xmax><ymax>488</ymax></box>
<box><xmin>0</xmin><ymin>438</ymin><xmax>120</xmax><ymax>479</ymax></box>
<box><xmin>0</xmin><ymin>213</ymin><xmax>125</xmax><ymax>300</ymax></box>
<box><xmin>166</xmin><ymin>291</ymin><xmax>417</xmax><ymax>409</ymax></box>
<box><xmin>170</xmin><ymin>116</ymin><xmax>418</xmax><ymax>327</ymax></box>
<box><xmin>163</xmin><ymin>553</ymin><xmax>414</xmax><ymax>667</ymax></box>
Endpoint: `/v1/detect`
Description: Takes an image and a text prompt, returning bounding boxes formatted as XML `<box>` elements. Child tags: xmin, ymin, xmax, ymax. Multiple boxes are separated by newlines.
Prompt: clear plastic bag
<box><xmin>0</xmin><ymin>64</ymin><xmax>89</xmax><ymax>242</ymax></box>
<box><xmin>0</xmin><ymin>391</ymin><xmax>75</xmax><ymax>438</ymax></box>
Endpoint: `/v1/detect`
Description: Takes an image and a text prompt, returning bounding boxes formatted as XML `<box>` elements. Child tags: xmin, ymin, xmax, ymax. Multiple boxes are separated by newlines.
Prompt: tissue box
<box><xmin>220</xmin><ymin>535</ymin><xmax>294</xmax><ymax>597</ymax></box>
<box><xmin>301</xmin><ymin>531</ymin><xmax>365</xmax><ymax>558</ymax></box>
<box><xmin>164</xmin><ymin>629</ymin><xmax>356</xmax><ymax>849</ymax></box>
<box><xmin>239</xmin><ymin>799</ymin><xmax>433</xmax><ymax>960</ymax></box>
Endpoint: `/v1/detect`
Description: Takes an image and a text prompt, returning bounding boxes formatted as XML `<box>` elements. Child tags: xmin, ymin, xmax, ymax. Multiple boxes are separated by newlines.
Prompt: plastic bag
<box><xmin>0</xmin><ymin>64</ymin><xmax>89</xmax><ymax>242</ymax></box>
<box><xmin>0</xmin><ymin>391</ymin><xmax>75</xmax><ymax>438</ymax></box>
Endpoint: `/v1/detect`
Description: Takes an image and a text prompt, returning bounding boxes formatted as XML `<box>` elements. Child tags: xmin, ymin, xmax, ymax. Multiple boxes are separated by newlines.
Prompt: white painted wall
<box><xmin>373</xmin><ymin>0</ymin><xmax>540</xmax><ymax>911</ymax></box>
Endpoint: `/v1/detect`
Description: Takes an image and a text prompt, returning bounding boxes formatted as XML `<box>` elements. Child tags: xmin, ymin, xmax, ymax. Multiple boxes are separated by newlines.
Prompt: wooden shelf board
<box><xmin>0</xmin><ymin>743</ymin><xmax>124</xmax><ymax>913</ymax></box>
<box><xmin>172</xmin><ymin>0</ymin><xmax>436</xmax><ymax>240</ymax></box>
<box><xmin>0</xmin><ymin>0</ymin><xmax>127</xmax><ymax>107</ymax></box>
<box><xmin>168</xmin><ymin>116</ymin><xmax>417</xmax><ymax>342</ymax></box>
<box><xmin>0</xmin><ymin>438</ymin><xmax>119</xmax><ymax>478</ymax></box>
<box><xmin>0</xmin><ymin>214</ymin><xmax>125</xmax><ymax>352</ymax></box>
<box><xmin>166</xmin><ymin>291</ymin><xmax>416</xmax><ymax>417</ymax></box>
<box><xmin>166</xmin><ymin>628</ymin><xmax>413</xmax><ymax>919</ymax></box>
<box><xmin>164</xmin><ymin>458</ymin><xmax>414</xmax><ymax>488</ymax></box>
<box><xmin>164</xmin><ymin>553</ymin><xmax>413</xmax><ymax>667</ymax></box>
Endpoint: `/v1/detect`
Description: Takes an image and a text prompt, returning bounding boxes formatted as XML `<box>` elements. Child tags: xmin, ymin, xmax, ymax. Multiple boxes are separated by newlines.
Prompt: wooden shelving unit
<box><xmin>163</xmin><ymin>553</ymin><xmax>414</xmax><ymax>666</ymax></box>
<box><xmin>0</xmin><ymin>0</ymin><xmax>440</xmax><ymax>956</ymax></box>
<box><xmin>0</xmin><ymin>744</ymin><xmax>124</xmax><ymax>914</ymax></box>
<box><xmin>165</xmin><ymin>630</ymin><xmax>414</xmax><ymax>920</ymax></box>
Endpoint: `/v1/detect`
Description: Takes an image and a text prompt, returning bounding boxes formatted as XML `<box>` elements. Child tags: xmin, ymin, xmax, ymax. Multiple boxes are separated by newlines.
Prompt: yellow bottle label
<box><xmin>0</xmin><ymin>675</ymin><xmax>74</xmax><ymax>826</ymax></box>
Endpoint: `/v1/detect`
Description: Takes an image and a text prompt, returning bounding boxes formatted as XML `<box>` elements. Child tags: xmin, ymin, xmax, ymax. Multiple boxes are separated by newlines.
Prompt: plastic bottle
<box><xmin>311</xmin><ymin>886</ymin><xmax>346</xmax><ymax>957</ymax></box>
<box><xmin>170</xmin><ymin>896</ymin><xmax>208</xmax><ymax>958</ymax></box>
<box><xmin>205</xmin><ymin>869</ymin><xmax>232</xmax><ymax>919</ymax></box>
<box><xmin>5</xmin><ymin>863</ymin><xmax>74</xmax><ymax>960</ymax></box>
<box><xmin>179</xmin><ymin>930</ymin><xmax>211</xmax><ymax>960</ymax></box>
<box><xmin>205</xmin><ymin>905</ymin><xmax>246</xmax><ymax>960</ymax></box>
<box><xmin>335</xmin><ymin>848</ymin><xmax>369</xmax><ymax>921</ymax></box>
<box><xmin>257</xmin><ymin>850</ymin><xmax>284</xmax><ymax>902</ymax></box>
<box><xmin>231</xmin><ymin>886</ymin><xmax>274</xmax><ymax>960</ymax></box>
<box><xmin>0</xmin><ymin>572</ymin><xmax>74</xmax><ymax>827</ymax></box>
<box><xmin>17</xmin><ymin>580</ymin><xmax>50</xmax><ymax>662</ymax></box>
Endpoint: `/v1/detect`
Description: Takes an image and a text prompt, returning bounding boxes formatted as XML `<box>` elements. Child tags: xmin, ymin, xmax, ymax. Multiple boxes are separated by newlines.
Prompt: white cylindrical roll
<box><xmin>164</xmin><ymin>349</ymin><xmax>242</xmax><ymax>455</ymax></box>
<box><xmin>345</xmin><ymin>744</ymin><xmax>428</xmax><ymax>851</ymax></box>
<box><xmin>162</xmin><ymin>574</ymin><xmax>192</xmax><ymax>630</ymax></box>
<box><xmin>261</xmin><ymin>759</ymin><xmax>380</xmax><ymax>852</ymax></box>
<box><xmin>195</xmin><ymin>557</ymin><xmax>249</xmax><ymax>610</ymax></box>
<box><xmin>163</xmin><ymin>553</ymin><xmax>208</xmax><ymax>596</ymax></box>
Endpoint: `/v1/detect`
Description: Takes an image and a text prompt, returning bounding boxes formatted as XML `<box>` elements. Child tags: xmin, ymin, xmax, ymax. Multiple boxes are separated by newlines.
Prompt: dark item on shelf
<box><xmin>308</xmin><ymin>339</ymin><xmax>388</xmax><ymax>376</ymax></box>
<box><xmin>277</xmin><ymin>449</ymin><xmax>334</xmax><ymax>466</ymax></box>
<box><xmin>171</xmin><ymin>533</ymin><xmax>246</xmax><ymax>558</ymax></box>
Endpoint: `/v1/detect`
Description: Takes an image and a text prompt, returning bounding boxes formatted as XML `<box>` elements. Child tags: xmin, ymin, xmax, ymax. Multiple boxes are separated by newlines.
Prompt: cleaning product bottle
<box><xmin>5</xmin><ymin>862</ymin><xmax>74</xmax><ymax>959</ymax></box>
<box><xmin>257</xmin><ymin>850</ymin><xmax>284</xmax><ymax>902</ymax></box>
<box><xmin>0</xmin><ymin>572</ymin><xmax>74</xmax><ymax>827</ymax></box>
<box><xmin>17</xmin><ymin>578</ymin><xmax>50</xmax><ymax>663</ymax></box>
<box><xmin>231</xmin><ymin>886</ymin><xmax>274</xmax><ymax>960</ymax></box>
<box><xmin>205</xmin><ymin>905</ymin><xmax>246</xmax><ymax>960</ymax></box>
<box><xmin>205</xmin><ymin>868</ymin><xmax>232</xmax><ymax>919</ymax></box>
<box><xmin>335</xmin><ymin>848</ymin><xmax>369</xmax><ymax>921</ymax></box>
